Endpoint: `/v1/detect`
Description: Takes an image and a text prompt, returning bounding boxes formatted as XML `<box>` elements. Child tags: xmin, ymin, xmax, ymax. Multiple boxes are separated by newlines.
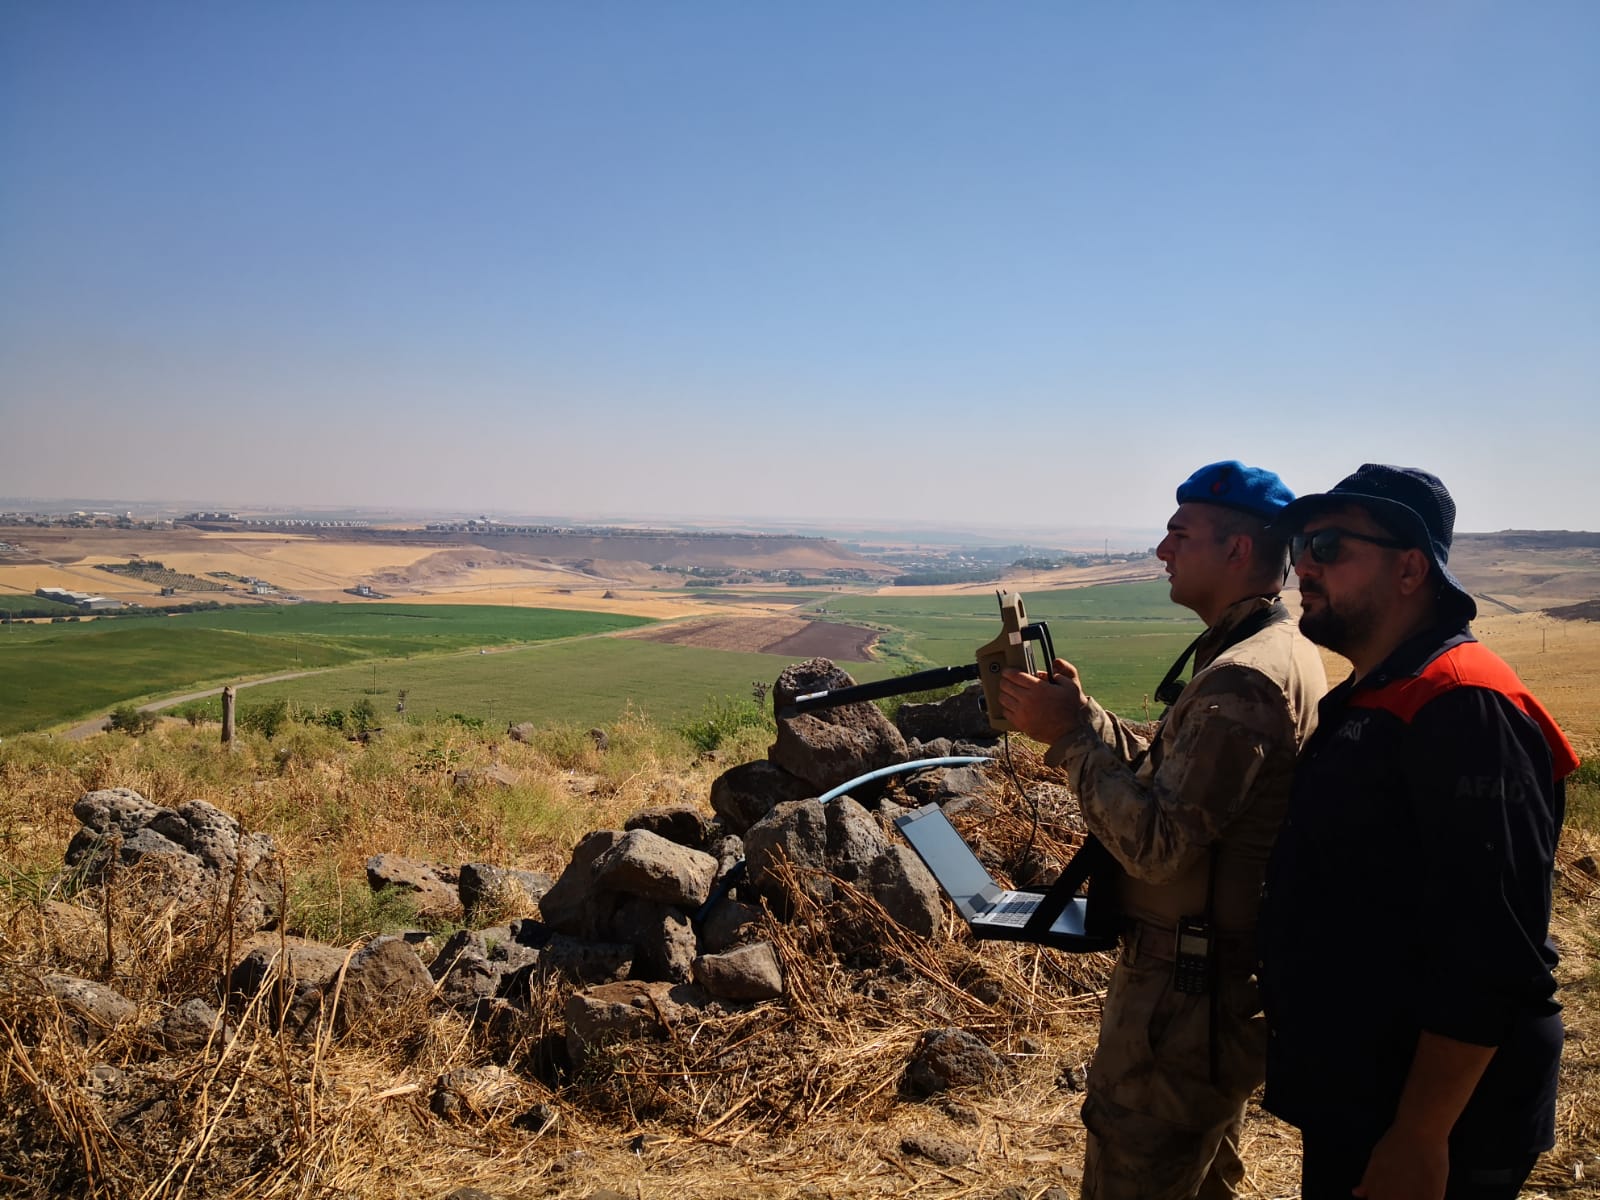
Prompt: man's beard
<box><xmin>1298</xmin><ymin>585</ymin><xmax>1382</xmax><ymax>655</ymax></box>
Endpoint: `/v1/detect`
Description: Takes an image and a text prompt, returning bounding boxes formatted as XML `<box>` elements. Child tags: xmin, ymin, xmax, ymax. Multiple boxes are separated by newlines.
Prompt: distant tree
<box><xmin>108</xmin><ymin>705</ymin><xmax>158</xmax><ymax>735</ymax></box>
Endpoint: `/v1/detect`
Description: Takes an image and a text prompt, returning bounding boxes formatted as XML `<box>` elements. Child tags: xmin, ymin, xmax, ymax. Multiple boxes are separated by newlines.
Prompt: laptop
<box><xmin>894</xmin><ymin>803</ymin><xmax>1119</xmax><ymax>952</ymax></box>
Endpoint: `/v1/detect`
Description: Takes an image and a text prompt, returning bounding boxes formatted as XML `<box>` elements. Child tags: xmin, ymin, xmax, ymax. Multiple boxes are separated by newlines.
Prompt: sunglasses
<box><xmin>1291</xmin><ymin>527</ymin><xmax>1409</xmax><ymax>565</ymax></box>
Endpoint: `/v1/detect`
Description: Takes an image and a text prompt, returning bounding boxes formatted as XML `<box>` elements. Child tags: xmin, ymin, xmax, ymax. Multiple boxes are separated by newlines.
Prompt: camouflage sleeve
<box><xmin>1042</xmin><ymin>696</ymin><xmax>1151</xmax><ymax>770</ymax></box>
<box><xmin>1045</xmin><ymin>664</ymin><xmax>1288</xmax><ymax>884</ymax></box>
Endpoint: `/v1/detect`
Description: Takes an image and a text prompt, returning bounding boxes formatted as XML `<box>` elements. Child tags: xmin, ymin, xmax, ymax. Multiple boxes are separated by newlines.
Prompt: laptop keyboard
<box><xmin>973</xmin><ymin>891</ymin><xmax>1040</xmax><ymax>927</ymax></box>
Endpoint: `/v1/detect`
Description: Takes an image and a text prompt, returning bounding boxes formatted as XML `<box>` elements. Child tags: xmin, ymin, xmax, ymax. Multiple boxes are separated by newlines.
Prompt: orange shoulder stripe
<box><xmin>1348</xmin><ymin>641</ymin><xmax>1579</xmax><ymax>780</ymax></box>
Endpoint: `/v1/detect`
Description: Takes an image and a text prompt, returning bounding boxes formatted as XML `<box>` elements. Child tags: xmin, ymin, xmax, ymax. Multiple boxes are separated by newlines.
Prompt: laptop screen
<box><xmin>894</xmin><ymin>804</ymin><xmax>1001</xmax><ymax>913</ymax></box>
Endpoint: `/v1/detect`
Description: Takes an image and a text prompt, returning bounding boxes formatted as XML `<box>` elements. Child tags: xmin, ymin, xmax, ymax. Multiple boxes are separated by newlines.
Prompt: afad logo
<box><xmin>1210</xmin><ymin>465</ymin><xmax>1233</xmax><ymax>497</ymax></box>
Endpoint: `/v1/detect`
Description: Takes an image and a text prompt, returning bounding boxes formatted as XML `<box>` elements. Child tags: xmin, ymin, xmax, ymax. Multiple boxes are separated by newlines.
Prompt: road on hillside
<box><xmin>61</xmin><ymin>670</ymin><xmax>329</xmax><ymax>741</ymax></box>
<box><xmin>54</xmin><ymin>624</ymin><xmax>649</xmax><ymax>742</ymax></box>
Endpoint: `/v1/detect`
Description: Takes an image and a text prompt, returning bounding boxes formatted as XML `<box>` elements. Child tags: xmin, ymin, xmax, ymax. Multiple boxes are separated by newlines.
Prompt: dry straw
<box><xmin>1</xmin><ymin>727</ymin><xmax>1594</xmax><ymax>1197</ymax></box>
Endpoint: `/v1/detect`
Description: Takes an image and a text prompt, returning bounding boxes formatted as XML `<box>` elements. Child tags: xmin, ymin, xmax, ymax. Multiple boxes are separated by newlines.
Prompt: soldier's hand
<box><xmin>998</xmin><ymin>658</ymin><xmax>1088</xmax><ymax>745</ymax></box>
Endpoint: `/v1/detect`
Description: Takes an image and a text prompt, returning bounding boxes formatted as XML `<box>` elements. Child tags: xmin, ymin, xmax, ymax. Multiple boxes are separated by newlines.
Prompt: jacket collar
<box><xmin>1195</xmin><ymin>594</ymin><xmax>1283</xmax><ymax>673</ymax></box>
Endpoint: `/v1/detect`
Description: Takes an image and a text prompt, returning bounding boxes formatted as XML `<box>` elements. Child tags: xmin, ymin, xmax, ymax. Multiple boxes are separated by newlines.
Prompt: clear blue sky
<box><xmin>2</xmin><ymin>2</ymin><xmax>1595</xmax><ymax>534</ymax></box>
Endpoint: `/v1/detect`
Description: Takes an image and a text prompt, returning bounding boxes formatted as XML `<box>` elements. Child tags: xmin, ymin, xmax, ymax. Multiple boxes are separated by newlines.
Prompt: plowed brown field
<box><xmin>625</xmin><ymin>616</ymin><xmax>879</xmax><ymax>662</ymax></box>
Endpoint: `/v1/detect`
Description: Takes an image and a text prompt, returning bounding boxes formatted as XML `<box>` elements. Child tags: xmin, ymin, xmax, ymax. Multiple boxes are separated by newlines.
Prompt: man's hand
<box><xmin>998</xmin><ymin>658</ymin><xmax>1088</xmax><ymax>745</ymax></box>
<box><xmin>1352</xmin><ymin>1125</ymin><xmax>1449</xmax><ymax>1200</ymax></box>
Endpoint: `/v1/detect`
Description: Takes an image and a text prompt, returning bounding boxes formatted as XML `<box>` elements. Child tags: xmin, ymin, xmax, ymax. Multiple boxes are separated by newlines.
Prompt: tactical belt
<box><xmin>1122</xmin><ymin>919</ymin><xmax>1258</xmax><ymax>974</ymax></box>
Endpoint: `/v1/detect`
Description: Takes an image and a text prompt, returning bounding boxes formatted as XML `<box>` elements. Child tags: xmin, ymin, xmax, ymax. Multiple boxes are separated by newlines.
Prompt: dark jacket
<box><xmin>1260</xmin><ymin>622</ymin><xmax>1578</xmax><ymax>1161</ymax></box>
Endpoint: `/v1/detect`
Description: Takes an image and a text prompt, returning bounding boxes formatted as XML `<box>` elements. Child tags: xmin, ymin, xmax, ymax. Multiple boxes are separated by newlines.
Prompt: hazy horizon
<box><xmin>3</xmin><ymin>4</ymin><xmax>1595</xmax><ymax>533</ymax></box>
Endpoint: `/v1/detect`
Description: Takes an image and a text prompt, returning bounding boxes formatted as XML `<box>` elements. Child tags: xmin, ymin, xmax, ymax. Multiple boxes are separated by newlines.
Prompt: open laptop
<box><xmin>894</xmin><ymin>803</ymin><xmax>1119</xmax><ymax>952</ymax></box>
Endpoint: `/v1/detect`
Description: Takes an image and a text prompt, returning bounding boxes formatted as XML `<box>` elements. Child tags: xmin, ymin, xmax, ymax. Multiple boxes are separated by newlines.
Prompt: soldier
<box><xmin>999</xmin><ymin>461</ymin><xmax>1327</xmax><ymax>1200</ymax></box>
<box><xmin>1260</xmin><ymin>465</ymin><xmax>1576</xmax><ymax>1200</ymax></box>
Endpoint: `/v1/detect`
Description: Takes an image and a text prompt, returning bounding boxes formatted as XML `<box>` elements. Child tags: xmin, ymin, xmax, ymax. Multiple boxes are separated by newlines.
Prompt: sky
<box><xmin>1</xmin><ymin>2</ymin><xmax>1596</xmax><ymax>535</ymax></box>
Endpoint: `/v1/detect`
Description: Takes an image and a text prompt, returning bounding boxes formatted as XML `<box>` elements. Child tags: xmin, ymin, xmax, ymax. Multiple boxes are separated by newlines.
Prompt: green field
<box><xmin>1</xmin><ymin>583</ymin><xmax>1200</xmax><ymax>736</ymax></box>
<box><xmin>213</xmin><ymin>639</ymin><xmax>899</xmax><ymax>730</ymax></box>
<box><xmin>821</xmin><ymin>581</ymin><xmax>1199</xmax><ymax>714</ymax></box>
<box><xmin>0</xmin><ymin>593</ymin><xmax>79</xmax><ymax>619</ymax></box>
<box><xmin>0</xmin><ymin>604</ymin><xmax>652</xmax><ymax>735</ymax></box>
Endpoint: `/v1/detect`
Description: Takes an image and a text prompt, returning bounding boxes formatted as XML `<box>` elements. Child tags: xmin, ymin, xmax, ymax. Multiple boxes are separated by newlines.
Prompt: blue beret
<box><xmin>1175</xmin><ymin>461</ymin><xmax>1295</xmax><ymax>520</ymax></box>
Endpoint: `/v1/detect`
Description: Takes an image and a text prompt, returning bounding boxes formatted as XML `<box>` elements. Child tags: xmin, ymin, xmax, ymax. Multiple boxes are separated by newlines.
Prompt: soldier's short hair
<box><xmin>1208</xmin><ymin>506</ymin><xmax>1290</xmax><ymax>584</ymax></box>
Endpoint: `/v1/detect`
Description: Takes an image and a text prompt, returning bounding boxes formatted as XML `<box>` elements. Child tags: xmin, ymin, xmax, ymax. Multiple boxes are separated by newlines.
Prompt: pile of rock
<box><xmin>35</xmin><ymin>656</ymin><xmax>1004</xmax><ymax>1080</ymax></box>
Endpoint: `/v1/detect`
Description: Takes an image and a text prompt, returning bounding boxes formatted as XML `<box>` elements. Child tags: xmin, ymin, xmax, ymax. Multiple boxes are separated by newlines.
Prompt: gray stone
<box><xmin>151</xmin><ymin>998</ymin><xmax>231</xmax><ymax>1052</ymax></box>
<box><xmin>743</xmin><ymin>799</ymin><xmax>832</xmax><ymax>911</ymax></box>
<box><xmin>43</xmin><ymin>974</ymin><xmax>135</xmax><ymax>1045</ymax></box>
<box><xmin>430</xmin><ymin>931</ymin><xmax>501</xmax><ymax>1011</ymax></box>
<box><xmin>591</xmin><ymin>829</ymin><xmax>718</xmax><ymax>908</ymax></box>
<box><xmin>458</xmin><ymin>863</ymin><xmax>551</xmax><ymax>919</ymax></box>
<box><xmin>83</xmin><ymin>1063</ymin><xmax>126</xmax><ymax>1102</ymax></box>
<box><xmin>708</xmin><ymin>833</ymin><xmax>745</xmax><ymax>878</ymax></box>
<box><xmin>364</xmin><ymin>854</ymin><xmax>462</xmax><ymax>922</ymax></box>
<box><xmin>769</xmin><ymin>658</ymin><xmax>907</xmax><ymax>792</ymax></box>
<box><xmin>340</xmin><ymin>935</ymin><xmax>433</xmax><ymax>1026</ymax></box>
<box><xmin>71</xmin><ymin>787</ymin><xmax>160</xmax><ymax>832</ymax></box>
<box><xmin>866</xmin><ymin>844</ymin><xmax>943</xmax><ymax>939</ymax></box>
<box><xmin>902</xmin><ymin>764</ymin><xmax>990</xmax><ymax>805</ymax></box>
<box><xmin>905</xmin><ymin>1027</ymin><xmax>1007</xmax><ymax>1096</ymax></box>
<box><xmin>429</xmin><ymin>929</ymin><xmax>488</xmax><ymax>980</ymax></box>
<box><xmin>900</xmin><ymin>1132</ymin><xmax>973</xmax><ymax>1166</ymax></box>
<box><xmin>230</xmin><ymin>936</ymin><xmax>352</xmax><ymax>1040</ymax></box>
<box><xmin>624</xmin><ymin>804</ymin><xmax>712</xmax><ymax>850</ymax></box>
<box><xmin>697</xmin><ymin>897</ymin><xmax>763</xmax><ymax>954</ymax></box>
<box><xmin>604</xmin><ymin>897</ymin><xmax>696</xmax><ymax>984</ymax></box>
<box><xmin>894</xmin><ymin>684</ymin><xmax>993</xmax><ymax>743</ymax></box>
<box><xmin>507</xmin><ymin>722</ymin><xmax>536</xmax><ymax>743</ymax></box>
<box><xmin>692</xmin><ymin>942</ymin><xmax>783</xmax><ymax>1001</ymax></box>
<box><xmin>709</xmin><ymin>760</ymin><xmax>814</xmax><ymax>835</ymax></box>
<box><xmin>538</xmin><ymin>933</ymin><xmax>633</xmax><ymax>986</ymax></box>
<box><xmin>563</xmin><ymin>980</ymin><xmax>706</xmax><ymax>1064</ymax></box>
<box><xmin>538</xmin><ymin>830</ymin><xmax>624</xmax><ymax>936</ymax></box>
<box><xmin>824</xmin><ymin>796</ymin><xmax>889</xmax><ymax>884</ymax></box>
<box><xmin>452</xmin><ymin>762</ymin><xmax>520</xmax><ymax>790</ymax></box>
<box><xmin>64</xmin><ymin>789</ymin><xmax>281</xmax><ymax>931</ymax></box>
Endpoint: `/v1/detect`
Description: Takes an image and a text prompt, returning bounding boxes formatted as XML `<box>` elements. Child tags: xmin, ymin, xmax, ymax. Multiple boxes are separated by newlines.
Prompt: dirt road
<box><xmin>60</xmin><ymin>670</ymin><xmax>327</xmax><ymax>741</ymax></box>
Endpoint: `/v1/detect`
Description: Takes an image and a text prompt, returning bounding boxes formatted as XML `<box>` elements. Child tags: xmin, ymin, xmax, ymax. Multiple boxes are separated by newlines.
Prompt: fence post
<box><xmin>221</xmin><ymin>685</ymin><xmax>236</xmax><ymax>747</ymax></box>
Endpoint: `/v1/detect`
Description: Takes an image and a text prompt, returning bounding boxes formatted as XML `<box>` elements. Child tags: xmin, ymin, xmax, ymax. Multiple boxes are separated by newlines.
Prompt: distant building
<box><xmin>36</xmin><ymin>586</ymin><xmax>122</xmax><ymax>612</ymax></box>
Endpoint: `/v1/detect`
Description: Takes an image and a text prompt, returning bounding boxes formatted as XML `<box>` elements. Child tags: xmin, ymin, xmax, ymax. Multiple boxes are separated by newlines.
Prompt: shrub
<box><xmin>677</xmin><ymin>695</ymin><xmax>774</xmax><ymax>755</ymax></box>
<box><xmin>107</xmin><ymin>704</ymin><xmax>159</xmax><ymax>736</ymax></box>
<box><xmin>288</xmin><ymin>866</ymin><xmax>424</xmax><ymax>944</ymax></box>
<box><xmin>349</xmin><ymin>698</ymin><xmax>379</xmax><ymax>734</ymax></box>
<box><xmin>238</xmin><ymin>698</ymin><xmax>290</xmax><ymax>739</ymax></box>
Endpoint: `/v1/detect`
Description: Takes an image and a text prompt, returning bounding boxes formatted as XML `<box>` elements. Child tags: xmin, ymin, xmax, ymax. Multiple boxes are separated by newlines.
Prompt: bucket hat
<box><xmin>1275</xmin><ymin>463</ymin><xmax>1476</xmax><ymax>620</ymax></box>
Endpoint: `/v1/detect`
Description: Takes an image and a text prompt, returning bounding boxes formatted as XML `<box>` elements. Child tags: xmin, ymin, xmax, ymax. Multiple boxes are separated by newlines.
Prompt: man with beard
<box><xmin>999</xmin><ymin>461</ymin><xmax>1326</xmax><ymax>1199</ymax></box>
<box><xmin>1261</xmin><ymin>465</ymin><xmax>1578</xmax><ymax>1200</ymax></box>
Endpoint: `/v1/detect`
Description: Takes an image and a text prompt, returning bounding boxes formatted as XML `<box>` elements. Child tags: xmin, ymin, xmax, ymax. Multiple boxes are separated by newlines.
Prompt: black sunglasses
<box><xmin>1291</xmin><ymin>527</ymin><xmax>1409</xmax><ymax>565</ymax></box>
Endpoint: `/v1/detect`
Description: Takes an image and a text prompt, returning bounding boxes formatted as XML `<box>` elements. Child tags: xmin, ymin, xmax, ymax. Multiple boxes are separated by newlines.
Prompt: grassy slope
<box><xmin>0</xmin><ymin>604</ymin><xmax>653</xmax><ymax>734</ymax></box>
<box><xmin>1</xmin><ymin>583</ymin><xmax>1202</xmax><ymax>735</ymax></box>
<box><xmin>826</xmin><ymin>581</ymin><xmax>1199</xmax><ymax>714</ymax></box>
<box><xmin>224</xmin><ymin>638</ymin><xmax>900</xmax><ymax>729</ymax></box>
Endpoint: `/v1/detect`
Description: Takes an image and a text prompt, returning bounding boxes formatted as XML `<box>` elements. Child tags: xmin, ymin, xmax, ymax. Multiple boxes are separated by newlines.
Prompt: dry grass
<box><xmin>2</xmin><ymin>726</ymin><xmax>1596</xmax><ymax>1198</ymax></box>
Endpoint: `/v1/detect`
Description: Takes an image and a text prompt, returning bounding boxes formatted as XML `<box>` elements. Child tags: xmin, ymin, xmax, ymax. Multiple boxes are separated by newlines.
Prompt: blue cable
<box><xmin>695</xmin><ymin>755</ymin><xmax>993</xmax><ymax>925</ymax></box>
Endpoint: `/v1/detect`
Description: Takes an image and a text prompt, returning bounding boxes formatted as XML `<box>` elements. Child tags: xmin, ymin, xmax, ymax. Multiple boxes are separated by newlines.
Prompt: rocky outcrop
<box><xmin>709</xmin><ymin>760</ymin><xmax>814</xmax><ymax>834</ymax></box>
<box><xmin>365</xmin><ymin>854</ymin><xmax>463</xmax><ymax>922</ymax></box>
<box><xmin>769</xmin><ymin>659</ymin><xmax>907</xmax><ymax>792</ymax></box>
<box><xmin>65</xmin><ymin>789</ymin><xmax>281</xmax><ymax>931</ymax></box>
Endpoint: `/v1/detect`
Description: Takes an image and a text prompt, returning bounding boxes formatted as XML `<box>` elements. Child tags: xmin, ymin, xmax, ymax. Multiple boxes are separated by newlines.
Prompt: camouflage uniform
<box><xmin>1043</xmin><ymin>596</ymin><xmax>1326</xmax><ymax>1200</ymax></box>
